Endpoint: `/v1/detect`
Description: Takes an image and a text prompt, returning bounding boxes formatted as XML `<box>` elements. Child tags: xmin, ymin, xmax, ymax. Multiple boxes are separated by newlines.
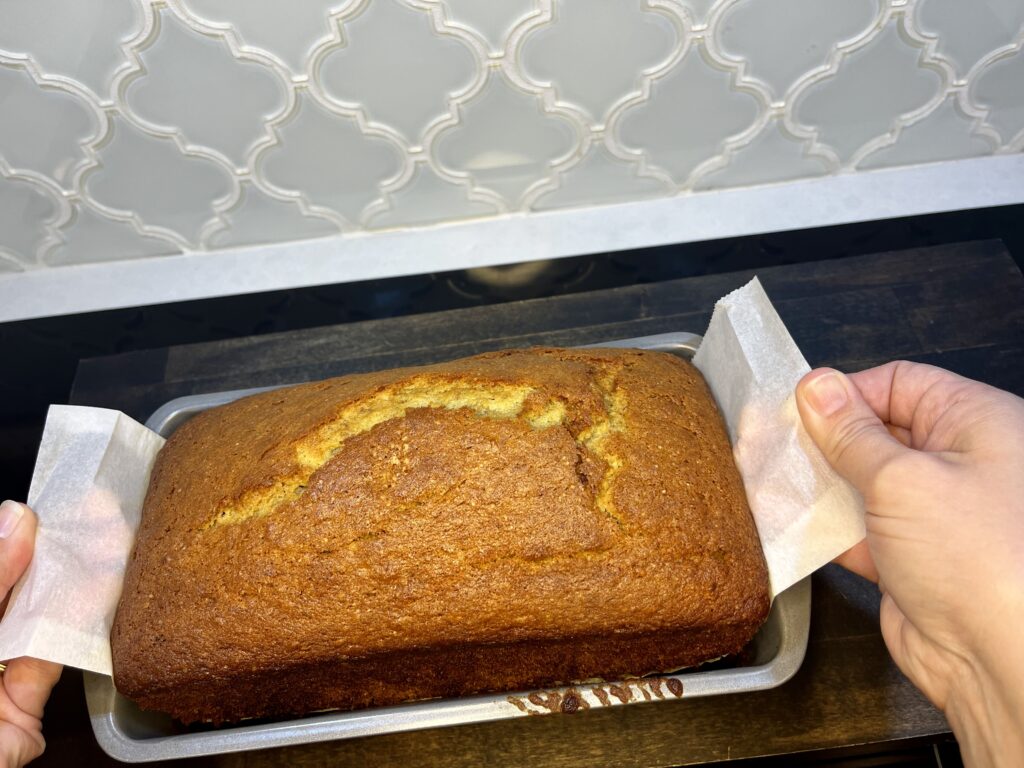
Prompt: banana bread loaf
<box><xmin>111</xmin><ymin>347</ymin><xmax>769</xmax><ymax>723</ymax></box>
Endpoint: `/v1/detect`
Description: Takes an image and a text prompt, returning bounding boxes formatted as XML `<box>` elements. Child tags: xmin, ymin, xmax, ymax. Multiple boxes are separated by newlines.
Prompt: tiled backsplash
<box><xmin>1</xmin><ymin>0</ymin><xmax>1022</xmax><ymax>275</ymax></box>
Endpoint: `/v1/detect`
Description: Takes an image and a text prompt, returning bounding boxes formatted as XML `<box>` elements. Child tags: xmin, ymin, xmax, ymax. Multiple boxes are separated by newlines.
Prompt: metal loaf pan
<box><xmin>85</xmin><ymin>331</ymin><xmax>811</xmax><ymax>762</ymax></box>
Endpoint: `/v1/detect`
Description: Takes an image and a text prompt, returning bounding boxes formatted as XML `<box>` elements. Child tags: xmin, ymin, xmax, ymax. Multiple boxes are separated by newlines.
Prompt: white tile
<box><xmin>916</xmin><ymin>0</ymin><xmax>1024</xmax><ymax>77</ymax></box>
<box><xmin>519</xmin><ymin>0</ymin><xmax>679</xmax><ymax>123</ymax></box>
<box><xmin>124</xmin><ymin>9</ymin><xmax>288</xmax><ymax>169</ymax></box>
<box><xmin>615</xmin><ymin>44</ymin><xmax>762</xmax><ymax>185</ymax></box>
<box><xmin>177</xmin><ymin>0</ymin><xmax>344</xmax><ymax>76</ymax></box>
<box><xmin>257</xmin><ymin>93</ymin><xmax>403</xmax><ymax>224</ymax></box>
<box><xmin>793</xmin><ymin>20</ymin><xmax>943</xmax><ymax>164</ymax></box>
<box><xmin>676</xmin><ymin>0</ymin><xmax>719</xmax><ymax>26</ymax></box>
<box><xmin>318</xmin><ymin>0</ymin><xmax>478</xmax><ymax>145</ymax></box>
<box><xmin>439</xmin><ymin>0</ymin><xmax>538</xmax><ymax>54</ymax></box>
<box><xmin>84</xmin><ymin>118</ymin><xmax>234</xmax><ymax>244</ymax></box>
<box><xmin>0</xmin><ymin>174</ymin><xmax>60</xmax><ymax>263</ymax></box>
<box><xmin>695</xmin><ymin>120</ymin><xmax>830</xmax><ymax>189</ymax></box>
<box><xmin>531</xmin><ymin>143</ymin><xmax>670</xmax><ymax>210</ymax></box>
<box><xmin>204</xmin><ymin>183</ymin><xmax>340</xmax><ymax>248</ymax></box>
<box><xmin>714</xmin><ymin>0</ymin><xmax>879</xmax><ymax>99</ymax></box>
<box><xmin>0</xmin><ymin>0</ymin><xmax>143</xmax><ymax>101</ymax></box>
<box><xmin>971</xmin><ymin>46</ymin><xmax>1024</xmax><ymax>147</ymax></box>
<box><xmin>433</xmin><ymin>70</ymin><xmax>578</xmax><ymax>206</ymax></box>
<box><xmin>45</xmin><ymin>206</ymin><xmax>179</xmax><ymax>266</ymax></box>
<box><xmin>859</xmin><ymin>97</ymin><xmax>995</xmax><ymax>170</ymax></box>
<box><xmin>0</xmin><ymin>252</ymin><xmax>26</xmax><ymax>274</ymax></box>
<box><xmin>366</xmin><ymin>163</ymin><xmax>499</xmax><ymax>229</ymax></box>
<box><xmin>0</xmin><ymin>64</ymin><xmax>98</xmax><ymax>186</ymax></box>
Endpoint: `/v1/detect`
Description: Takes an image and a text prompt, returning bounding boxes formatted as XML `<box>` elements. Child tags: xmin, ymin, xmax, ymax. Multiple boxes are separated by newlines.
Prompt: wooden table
<box><xmin>49</xmin><ymin>240</ymin><xmax>1022</xmax><ymax>766</ymax></box>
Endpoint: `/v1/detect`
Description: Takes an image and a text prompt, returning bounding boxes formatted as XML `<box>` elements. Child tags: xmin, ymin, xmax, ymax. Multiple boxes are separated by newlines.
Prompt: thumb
<box><xmin>0</xmin><ymin>501</ymin><xmax>35</xmax><ymax>601</ymax></box>
<box><xmin>796</xmin><ymin>368</ymin><xmax>907</xmax><ymax>500</ymax></box>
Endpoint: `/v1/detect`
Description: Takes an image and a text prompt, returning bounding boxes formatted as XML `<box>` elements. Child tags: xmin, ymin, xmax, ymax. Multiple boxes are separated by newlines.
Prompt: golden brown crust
<box><xmin>111</xmin><ymin>347</ymin><xmax>769</xmax><ymax>723</ymax></box>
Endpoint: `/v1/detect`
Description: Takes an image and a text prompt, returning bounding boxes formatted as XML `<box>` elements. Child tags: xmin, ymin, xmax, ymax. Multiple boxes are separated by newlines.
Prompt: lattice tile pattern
<box><xmin>1</xmin><ymin>0</ymin><xmax>1022</xmax><ymax>271</ymax></box>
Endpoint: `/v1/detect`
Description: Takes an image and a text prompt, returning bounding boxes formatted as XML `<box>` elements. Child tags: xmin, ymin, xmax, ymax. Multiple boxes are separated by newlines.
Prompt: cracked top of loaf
<box><xmin>112</xmin><ymin>347</ymin><xmax>769</xmax><ymax>712</ymax></box>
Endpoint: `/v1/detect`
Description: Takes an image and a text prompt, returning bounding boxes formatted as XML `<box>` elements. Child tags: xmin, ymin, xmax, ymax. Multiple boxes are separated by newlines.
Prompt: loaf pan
<box><xmin>85</xmin><ymin>331</ymin><xmax>811</xmax><ymax>762</ymax></box>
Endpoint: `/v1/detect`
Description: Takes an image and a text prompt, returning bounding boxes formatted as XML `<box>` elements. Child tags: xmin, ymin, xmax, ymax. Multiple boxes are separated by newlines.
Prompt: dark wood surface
<box><xmin>51</xmin><ymin>240</ymin><xmax>1021</xmax><ymax>766</ymax></box>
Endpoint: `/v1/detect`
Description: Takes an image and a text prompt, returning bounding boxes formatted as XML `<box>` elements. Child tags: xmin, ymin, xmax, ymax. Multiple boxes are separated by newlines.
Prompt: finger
<box><xmin>886</xmin><ymin>423</ymin><xmax>913</xmax><ymax>448</ymax></box>
<box><xmin>3</xmin><ymin>657</ymin><xmax>62</xmax><ymax>720</ymax></box>
<box><xmin>0</xmin><ymin>502</ymin><xmax>35</xmax><ymax>600</ymax></box>
<box><xmin>878</xmin><ymin>592</ymin><xmax>911</xmax><ymax>679</ymax></box>
<box><xmin>847</xmin><ymin>361</ymin><xmax>977</xmax><ymax>437</ymax></box>
<box><xmin>796</xmin><ymin>369</ymin><xmax>907</xmax><ymax>498</ymax></box>
<box><xmin>833</xmin><ymin>539</ymin><xmax>878</xmax><ymax>583</ymax></box>
<box><xmin>847</xmin><ymin>362</ymin><xmax>946</xmax><ymax>426</ymax></box>
<box><xmin>0</xmin><ymin>721</ymin><xmax>46</xmax><ymax>768</ymax></box>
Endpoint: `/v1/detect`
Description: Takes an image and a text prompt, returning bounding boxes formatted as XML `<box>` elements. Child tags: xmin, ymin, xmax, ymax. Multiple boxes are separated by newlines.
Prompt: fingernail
<box><xmin>804</xmin><ymin>371</ymin><xmax>849</xmax><ymax>417</ymax></box>
<box><xmin>0</xmin><ymin>501</ymin><xmax>26</xmax><ymax>539</ymax></box>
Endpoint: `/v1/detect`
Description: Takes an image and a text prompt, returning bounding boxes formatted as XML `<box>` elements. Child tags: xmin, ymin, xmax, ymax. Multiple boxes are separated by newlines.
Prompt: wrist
<box><xmin>943</xmin><ymin>646</ymin><xmax>1024</xmax><ymax>767</ymax></box>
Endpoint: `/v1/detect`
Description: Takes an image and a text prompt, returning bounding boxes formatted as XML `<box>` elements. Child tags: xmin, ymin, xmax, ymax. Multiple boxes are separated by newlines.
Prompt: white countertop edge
<box><xmin>3</xmin><ymin>154</ymin><xmax>1023</xmax><ymax>322</ymax></box>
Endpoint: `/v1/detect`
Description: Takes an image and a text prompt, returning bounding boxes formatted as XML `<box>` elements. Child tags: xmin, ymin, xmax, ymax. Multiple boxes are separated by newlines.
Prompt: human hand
<box><xmin>795</xmin><ymin>362</ymin><xmax>1024</xmax><ymax>767</ymax></box>
<box><xmin>0</xmin><ymin>501</ymin><xmax>62</xmax><ymax>767</ymax></box>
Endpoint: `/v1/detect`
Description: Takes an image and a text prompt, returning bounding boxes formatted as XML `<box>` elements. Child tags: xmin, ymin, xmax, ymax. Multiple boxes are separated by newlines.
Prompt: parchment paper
<box><xmin>692</xmin><ymin>278</ymin><xmax>865</xmax><ymax>596</ymax></box>
<box><xmin>0</xmin><ymin>406</ymin><xmax>164</xmax><ymax>674</ymax></box>
<box><xmin>0</xmin><ymin>278</ymin><xmax>864</xmax><ymax>675</ymax></box>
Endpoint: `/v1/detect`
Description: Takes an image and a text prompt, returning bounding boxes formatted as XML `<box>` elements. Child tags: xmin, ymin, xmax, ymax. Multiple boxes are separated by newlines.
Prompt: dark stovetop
<box><xmin>48</xmin><ymin>238</ymin><xmax>1022</xmax><ymax>768</ymax></box>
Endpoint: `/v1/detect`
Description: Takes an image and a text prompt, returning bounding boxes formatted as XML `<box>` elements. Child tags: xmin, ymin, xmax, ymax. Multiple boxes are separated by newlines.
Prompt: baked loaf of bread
<box><xmin>111</xmin><ymin>347</ymin><xmax>769</xmax><ymax>723</ymax></box>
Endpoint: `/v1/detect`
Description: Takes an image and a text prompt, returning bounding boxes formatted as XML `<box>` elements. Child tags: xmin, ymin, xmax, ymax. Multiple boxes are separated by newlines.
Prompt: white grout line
<box><xmin>3</xmin><ymin>153</ymin><xmax>1023</xmax><ymax>322</ymax></box>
